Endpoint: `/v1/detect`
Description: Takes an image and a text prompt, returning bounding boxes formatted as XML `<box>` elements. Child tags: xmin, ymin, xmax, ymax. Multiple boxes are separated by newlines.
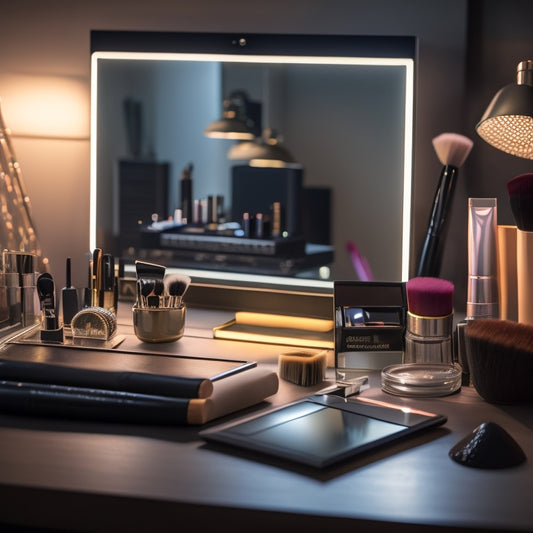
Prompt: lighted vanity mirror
<box><xmin>90</xmin><ymin>31</ymin><xmax>415</xmax><ymax>309</ymax></box>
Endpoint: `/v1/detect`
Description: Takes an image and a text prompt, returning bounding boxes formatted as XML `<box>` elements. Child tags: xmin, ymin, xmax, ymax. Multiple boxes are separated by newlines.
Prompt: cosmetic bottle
<box><xmin>3</xmin><ymin>251</ymin><xmax>39</xmax><ymax>328</ymax></box>
<box><xmin>404</xmin><ymin>306</ymin><xmax>454</xmax><ymax>364</ymax></box>
<box><xmin>457</xmin><ymin>198</ymin><xmax>500</xmax><ymax>384</ymax></box>
<box><xmin>61</xmin><ymin>257</ymin><xmax>79</xmax><ymax>327</ymax></box>
<box><xmin>180</xmin><ymin>163</ymin><xmax>193</xmax><ymax>223</ymax></box>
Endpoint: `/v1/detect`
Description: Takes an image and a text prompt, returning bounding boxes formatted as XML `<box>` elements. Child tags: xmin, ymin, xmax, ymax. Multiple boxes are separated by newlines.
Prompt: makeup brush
<box><xmin>164</xmin><ymin>273</ymin><xmax>191</xmax><ymax>308</ymax></box>
<box><xmin>465</xmin><ymin>318</ymin><xmax>533</xmax><ymax>403</ymax></box>
<box><xmin>150</xmin><ymin>279</ymin><xmax>165</xmax><ymax>308</ymax></box>
<box><xmin>416</xmin><ymin>133</ymin><xmax>474</xmax><ymax>277</ymax></box>
<box><xmin>137</xmin><ymin>278</ymin><xmax>155</xmax><ymax>309</ymax></box>
<box><xmin>404</xmin><ymin>276</ymin><xmax>455</xmax><ymax>365</ymax></box>
<box><xmin>135</xmin><ymin>260</ymin><xmax>165</xmax><ymax>281</ymax></box>
<box><xmin>507</xmin><ymin>173</ymin><xmax>533</xmax><ymax>324</ymax></box>
<box><xmin>278</xmin><ymin>350</ymin><xmax>328</xmax><ymax>386</ymax></box>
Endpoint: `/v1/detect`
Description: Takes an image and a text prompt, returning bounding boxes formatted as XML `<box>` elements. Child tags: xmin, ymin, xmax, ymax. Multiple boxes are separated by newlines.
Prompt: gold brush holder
<box><xmin>133</xmin><ymin>305</ymin><xmax>186</xmax><ymax>343</ymax></box>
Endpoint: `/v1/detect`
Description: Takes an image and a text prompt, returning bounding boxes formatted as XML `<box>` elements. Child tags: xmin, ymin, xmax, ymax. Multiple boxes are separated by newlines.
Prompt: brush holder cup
<box><xmin>133</xmin><ymin>305</ymin><xmax>186</xmax><ymax>343</ymax></box>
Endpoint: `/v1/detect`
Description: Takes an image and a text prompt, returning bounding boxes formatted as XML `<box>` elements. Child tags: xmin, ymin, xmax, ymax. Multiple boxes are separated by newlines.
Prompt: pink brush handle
<box><xmin>346</xmin><ymin>241</ymin><xmax>374</xmax><ymax>281</ymax></box>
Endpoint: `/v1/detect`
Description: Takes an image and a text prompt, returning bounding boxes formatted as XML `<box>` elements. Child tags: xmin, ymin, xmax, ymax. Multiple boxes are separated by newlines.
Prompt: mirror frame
<box><xmin>90</xmin><ymin>31</ymin><xmax>416</xmax><ymax>317</ymax></box>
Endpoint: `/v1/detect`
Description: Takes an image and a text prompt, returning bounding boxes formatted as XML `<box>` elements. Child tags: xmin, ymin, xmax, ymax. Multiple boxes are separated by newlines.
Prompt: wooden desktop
<box><xmin>0</xmin><ymin>306</ymin><xmax>531</xmax><ymax>532</ymax></box>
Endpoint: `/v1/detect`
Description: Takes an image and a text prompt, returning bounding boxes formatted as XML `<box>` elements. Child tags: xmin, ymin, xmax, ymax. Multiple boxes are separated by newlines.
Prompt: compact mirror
<box><xmin>90</xmin><ymin>32</ymin><xmax>415</xmax><ymax>308</ymax></box>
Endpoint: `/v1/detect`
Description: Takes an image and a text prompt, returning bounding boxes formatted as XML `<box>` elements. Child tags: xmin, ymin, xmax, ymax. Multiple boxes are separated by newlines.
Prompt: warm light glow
<box><xmin>477</xmin><ymin>114</ymin><xmax>533</xmax><ymax>159</ymax></box>
<box><xmin>1</xmin><ymin>73</ymin><xmax>90</xmax><ymax>140</ymax></box>
<box><xmin>205</xmin><ymin>131</ymin><xmax>254</xmax><ymax>140</ymax></box>
<box><xmin>249</xmin><ymin>159</ymin><xmax>287</xmax><ymax>168</ymax></box>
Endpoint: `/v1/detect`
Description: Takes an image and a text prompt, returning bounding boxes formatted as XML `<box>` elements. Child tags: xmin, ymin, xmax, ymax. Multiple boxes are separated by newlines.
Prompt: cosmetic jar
<box><xmin>133</xmin><ymin>305</ymin><xmax>186</xmax><ymax>343</ymax></box>
<box><xmin>404</xmin><ymin>311</ymin><xmax>454</xmax><ymax>364</ymax></box>
<box><xmin>381</xmin><ymin>312</ymin><xmax>462</xmax><ymax>396</ymax></box>
<box><xmin>71</xmin><ymin>306</ymin><xmax>117</xmax><ymax>341</ymax></box>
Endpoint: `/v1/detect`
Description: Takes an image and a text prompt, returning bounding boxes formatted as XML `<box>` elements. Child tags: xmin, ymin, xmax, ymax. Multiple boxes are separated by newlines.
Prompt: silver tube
<box><xmin>466</xmin><ymin>198</ymin><xmax>499</xmax><ymax>320</ymax></box>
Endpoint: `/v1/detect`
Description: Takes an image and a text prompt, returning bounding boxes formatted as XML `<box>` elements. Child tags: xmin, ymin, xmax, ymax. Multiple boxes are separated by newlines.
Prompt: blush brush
<box><xmin>417</xmin><ymin>133</ymin><xmax>474</xmax><ymax>277</ymax></box>
<box><xmin>404</xmin><ymin>276</ymin><xmax>455</xmax><ymax>365</ymax></box>
<box><xmin>507</xmin><ymin>173</ymin><xmax>533</xmax><ymax>324</ymax></box>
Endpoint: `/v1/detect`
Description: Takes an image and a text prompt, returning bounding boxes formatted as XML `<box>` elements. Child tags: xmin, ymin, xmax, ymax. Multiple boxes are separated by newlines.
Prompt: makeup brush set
<box><xmin>133</xmin><ymin>260</ymin><xmax>191</xmax><ymax>343</ymax></box>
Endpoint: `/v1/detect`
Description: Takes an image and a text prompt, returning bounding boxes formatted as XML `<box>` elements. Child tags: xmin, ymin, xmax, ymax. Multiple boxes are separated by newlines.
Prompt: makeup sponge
<box><xmin>278</xmin><ymin>350</ymin><xmax>327</xmax><ymax>386</ymax></box>
<box><xmin>449</xmin><ymin>421</ymin><xmax>526</xmax><ymax>469</ymax></box>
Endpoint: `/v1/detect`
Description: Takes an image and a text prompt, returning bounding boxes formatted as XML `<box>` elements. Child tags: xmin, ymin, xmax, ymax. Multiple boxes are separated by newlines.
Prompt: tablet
<box><xmin>200</xmin><ymin>394</ymin><xmax>447</xmax><ymax>468</ymax></box>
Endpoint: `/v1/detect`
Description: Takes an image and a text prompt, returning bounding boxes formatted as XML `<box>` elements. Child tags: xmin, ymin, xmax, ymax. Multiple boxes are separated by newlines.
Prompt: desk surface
<box><xmin>0</xmin><ymin>308</ymin><xmax>532</xmax><ymax>532</ymax></box>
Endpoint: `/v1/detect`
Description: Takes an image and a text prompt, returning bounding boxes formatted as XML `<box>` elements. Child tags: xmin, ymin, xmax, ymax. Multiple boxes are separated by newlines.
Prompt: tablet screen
<box><xmin>201</xmin><ymin>395</ymin><xmax>446</xmax><ymax>468</ymax></box>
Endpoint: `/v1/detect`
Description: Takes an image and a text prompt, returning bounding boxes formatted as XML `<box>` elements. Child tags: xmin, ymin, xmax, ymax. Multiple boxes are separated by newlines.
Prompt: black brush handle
<box><xmin>0</xmin><ymin>380</ymin><xmax>191</xmax><ymax>425</ymax></box>
<box><xmin>62</xmin><ymin>257</ymin><xmax>79</xmax><ymax>326</ymax></box>
<box><xmin>416</xmin><ymin>165</ymin><xmax>458</xmax><ymax>277</ymax></box>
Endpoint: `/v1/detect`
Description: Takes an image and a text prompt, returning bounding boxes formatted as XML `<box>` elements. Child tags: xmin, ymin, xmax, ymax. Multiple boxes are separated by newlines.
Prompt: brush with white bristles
<box><xmin>416</xmin><ymin>132</ymin><xmax>474</xmax><ymax>277</ymax></box>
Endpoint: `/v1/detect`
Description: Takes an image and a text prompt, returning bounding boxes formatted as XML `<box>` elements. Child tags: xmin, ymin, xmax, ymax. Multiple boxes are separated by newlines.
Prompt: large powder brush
<box><xmin>417</xmin><ymin>132</ymin><xmax>474</xmax><ymax>277</ymax></box>
<box><xmin>465</xmin><ymin>318</ymin><xmax>533</xmax><ymax>403</ymax></box>
<box><xmin>507</xmin><ymin>173</ymin><xmax>533</xmax><ymax>324</ymax></box>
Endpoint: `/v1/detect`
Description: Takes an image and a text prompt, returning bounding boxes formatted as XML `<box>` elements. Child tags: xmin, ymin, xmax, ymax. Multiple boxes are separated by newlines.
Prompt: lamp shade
<box><xmin>228</xmin><ymin>128</ymin><xmax>298</xmax><ymax>168</ymax></box>
<box><xmin>476</xmin><ymin>60</ymin><xmax>533</xmax><ymax>159</ymax></box>
<box><xmin>204</xmin><ymin>115</ymin><xmax>255</xmax><ymax>140</ymax></box>
<box><xmin>249</xmin><ymin>143</ymin><xmax>297</xmax><ymax>168</ymax></box>
<box><xmin>204</xmin><ymin>90</ymin><xmax>261</xmax><ymax>140</ymax></box>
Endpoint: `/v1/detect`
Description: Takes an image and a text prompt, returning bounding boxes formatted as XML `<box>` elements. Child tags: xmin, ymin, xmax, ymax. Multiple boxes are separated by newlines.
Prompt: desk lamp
<box><xmin>476</xmin><ymin>60</ymin><xmax>533</xmax><ymax>158</ymax></box>
<box><xmin>228</xmin><ymin>128</ymin><xmax>298</xmax><ymax>168</ymax></box>
<box><xmin>476</xmin><ymin>60</ymin><xmax>533</xmax><ymax>325</ymax></box>
<box><xmin>204</xmin><ymin>90</ymin><xmax>261</xmax><ymax>140</ymax></box>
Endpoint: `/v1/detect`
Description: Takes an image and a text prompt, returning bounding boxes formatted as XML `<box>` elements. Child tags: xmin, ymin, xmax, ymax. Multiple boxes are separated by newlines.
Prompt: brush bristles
<box><xmin>507</xmin><ymin>173</ymin><xmax>533</xmax><ymax>231</ymax></box>
<box><xmin>466</xmin><ymin>318</ymin><xmax>533</xmax><ymax>352</ymax></box>
<box><xmin>432</xmin><ymin>132</ymin><xmax>474</xmax><ymax>168</ymax></box>
<box><xmin>164</xmin><ymin>274</ymin><xmax>191</xmax><ymax>296</ymax></box>
<box><xmin>465</xmin><ymin>319</ymin><xmax>533</xmax><ymax>403</ymax></box>
<box><xmin>278</xmin><ymin>350</ymin><xmax>327</xmax><ymax>386</ymax></box>
<box><xmin>406</xmin><ymin>276</ymin><xmax>454</xmax><ymax>317</ymax></box>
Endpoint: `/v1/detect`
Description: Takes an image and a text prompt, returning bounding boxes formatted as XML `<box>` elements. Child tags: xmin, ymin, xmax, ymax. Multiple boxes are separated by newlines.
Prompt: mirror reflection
<box><xmin>92</xmin><ymin>33</ymin><xmax>415</xmax><ymax>286</ymax></box>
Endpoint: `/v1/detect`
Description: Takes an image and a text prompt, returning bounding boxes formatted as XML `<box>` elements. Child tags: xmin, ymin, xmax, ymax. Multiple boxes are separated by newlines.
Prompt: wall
<box><xmin>3</xmin><ymin>0</ymin><xmax>514</xmax><ymax>313</ymax></box>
